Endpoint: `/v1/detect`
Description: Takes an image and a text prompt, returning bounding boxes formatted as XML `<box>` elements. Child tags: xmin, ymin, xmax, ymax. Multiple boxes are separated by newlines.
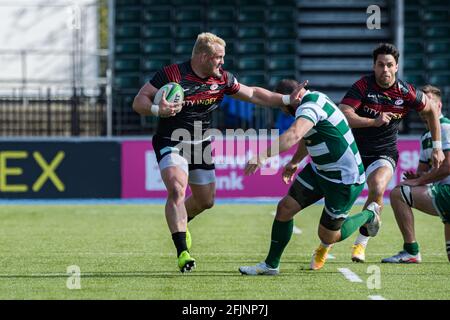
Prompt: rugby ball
<box><xmin>153</xmin><ymin>82</ymin><xmax>184</xmax><ymax>105</ymax></box>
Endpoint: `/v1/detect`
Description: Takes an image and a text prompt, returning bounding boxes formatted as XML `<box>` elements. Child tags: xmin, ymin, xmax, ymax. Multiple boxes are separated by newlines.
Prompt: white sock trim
<box><xmin>320</xmin><ymin>241</ymin><xmax>332</xmax><ymax>248</ymax></box>
<box><xmin>354</xmin><ymin>234</ymin><xmax>370</xmax><ymax>246</ymax></box>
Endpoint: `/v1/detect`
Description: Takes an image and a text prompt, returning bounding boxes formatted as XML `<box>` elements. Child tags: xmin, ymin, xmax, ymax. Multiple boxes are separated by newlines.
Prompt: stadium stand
<box><xmin>112</xmin><ymin>0</ymin><xmax>297</xmax><ymax>135</ymax></box>
<box><xmin>403</xmin><ymin>0</ymin><xmax>450</xmax><ymax>133</ymax></box>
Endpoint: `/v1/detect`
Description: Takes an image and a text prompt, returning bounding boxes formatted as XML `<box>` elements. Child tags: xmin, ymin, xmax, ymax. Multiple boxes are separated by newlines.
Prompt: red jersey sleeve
<box><xmin>223</xmin><ymin>71</ymin><xmax>240</xmax><ymax>95</ymax></box>
<box><xmin>406</xmin><ymin>84</ymin><xmax>426</xmax><ymax>112</ymax></box>
<box><xmin>340</xmin><ymin>77</ymin><xmax>367</xmax><ymax>110</ymax></box>
<box><xmin>149</xmin><ymin>64</ymin><xmax>181</xmax><ymax>88</ymax></box>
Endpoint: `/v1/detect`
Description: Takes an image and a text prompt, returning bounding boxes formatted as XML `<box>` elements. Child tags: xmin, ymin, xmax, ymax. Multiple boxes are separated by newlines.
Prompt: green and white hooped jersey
<box><xmin>295</xmin><ymin>91</ymin><xmax>366</xmax><ymax>185</ymax></box>
<box><xmin>419</xmin><ymin>115</ymin><xmax>450</xmax><ymax>185</ymax></box>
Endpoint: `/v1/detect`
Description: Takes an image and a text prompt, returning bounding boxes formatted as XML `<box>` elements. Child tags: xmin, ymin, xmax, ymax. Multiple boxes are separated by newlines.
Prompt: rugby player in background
<box><xmin>339</xmin><ymin>43</ymin><xmax>444</xmax><ymax>263</ymax></box>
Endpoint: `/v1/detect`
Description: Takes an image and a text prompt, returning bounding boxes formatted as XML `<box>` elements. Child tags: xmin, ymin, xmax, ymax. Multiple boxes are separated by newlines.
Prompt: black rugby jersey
<box><xmin>149</xmin><ymin>61</ymin><xmax>240</xmax><ymax>141</ymax></box>
<box><xmin>341</xmin><ymin>73</ymin><xmax>426</xmax><ymax>156</ymax></box>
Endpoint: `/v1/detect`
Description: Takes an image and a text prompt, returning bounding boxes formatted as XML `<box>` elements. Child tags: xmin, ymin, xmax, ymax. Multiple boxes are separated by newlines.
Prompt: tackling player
<box><xmin>239</xmin><ymin>85</ymin><xmax>381</xmax><ymax>275</ymax></box>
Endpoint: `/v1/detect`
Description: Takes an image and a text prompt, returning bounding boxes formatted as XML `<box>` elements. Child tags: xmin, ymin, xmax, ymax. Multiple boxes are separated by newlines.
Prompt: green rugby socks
<box><xmin>340</xmin><ymin>210</ymin><xmax>375</xmax><ymax>241</ymax></box>
<box><xmin>265</xmin><ymin>219</ymin><xmax>294</xmax><ymax>269</ymax></box>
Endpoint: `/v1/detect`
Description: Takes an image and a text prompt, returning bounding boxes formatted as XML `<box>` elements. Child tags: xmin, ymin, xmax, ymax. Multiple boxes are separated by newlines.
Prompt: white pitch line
<box><xmin>338</xmin><ymin>268</ymin><xmax>363</xmax><ymax>283</ymax></box>
<box><xmin>270</xmin><ymin>211</ymin><xmax>302</xmax><ymax>234</ymax></box>
<box><xmin>368</xmin><ymin>295</ymin><xmax>387</xmax><ymax>300</ymax></box>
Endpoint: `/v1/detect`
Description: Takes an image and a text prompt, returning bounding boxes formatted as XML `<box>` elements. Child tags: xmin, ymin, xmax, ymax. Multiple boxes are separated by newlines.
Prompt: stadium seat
<box><xmin>171</xmin><ymin>0</ymin><xmax>207</xmax><ymax>5</ymax></box>
<box><xmin>175</xmin><ymin>25</ymin><xmax>202</xmax><ymax>39</ymax></box>
<box><xmin>268</xmin><ymin>0</ymin><xmax>295</xmax><ymax>6</ymax></box>
<box><xmin>428</xmin><ymin>58</ymin><xmax>450</xmax><ymax>70</ymax></box>
<box><xmin>142</xmin><ymin>26</ymin><xmax>172</xmax><ymax>38</ymax></box>
<box><xmin>115</xmin><ymin>25</ymin><xmax>141</xmax><ymax>38</ymax></box>
<box><xmin>404</xmin><ymin>58</ymin><xmax>424</xmax><ymax>71</ymax></box>
<box><xmin>239</xmin><ymin>0</ymin><xmax>268</xmax><ymax>6</ymax></box>
<box><xmin>236</xmin><ymin>42</ymin><xmax>265</xmax><ymax>54</ymax></box>
<box><xmin>143</xmin><ymin>9</ymin><xmax>171</xmax><ymax>22</ymax></box>
<box><xmin>429</xmin><ymin>74</ymin><xmax>450</xmax><ymax>86</ymax></box>
<box><xmin>223</xmin><ymin>58</ymin><xmax>235</xmax><ymax>70</ymax></box>
<box><xmin>404</xmin><ymin>26</ymin><xmax>421</xmax><ymax>39</ymax></box>
<box><xmin>208</xmin><ymin>0</ymin><xmax>236</xmax><ymax>5</ymax></box>
<box><xmin>175</xmin><ymin>9</ymin><xmax>203</xmax><ymax>22</ymax></box>
<box><xmin>238</xmin><ymin>74</ymin><xmax>266</xmax><ymax>87</ymax></box>
<box><xmin>423</xmin><ymin>10</ymin><xmax>449</xmax><ymax>22</ymax></box>
<box><xmin>268</xmin><ymin>58</ymin><xmax>295</xmax><ymax>71</ymax></box>
<box><xmin>238</xmin><ymin>58</ymin><xmax>265</xmax><ymax>70</ymax></box>
<box><xmin>268</xmin><ymin>9</ymin><xmax>294</xmax><ymax>22</ymax></box>
<box><xmin>114</xmin><ymin>75</ymin><xmax>141</xmax><ymax>89</ymax></box>
<box><xmin>208</xmin><ymin>26</ymin><xmax>235</xmax><ymax>38</ymax></box>
<box><xmin>116</xmin><ymin>0</ymin><xmax>140</xmax><ymax>6</ymax></box>
<box><xmin>421</xmin><ymin>0</ymin><xmax>450</xmax><ymax>5</ymax></box>
<box><xmin>175</xmin><ymin>42</ymin><xmax>194</xmax><ymax>55</ymax></box>
<box><xmin>267</xmin><ymin>26</ymin><xmax>296</xmax><ymax>39</ymax></box>
<box><xmin>426</xmin><ymin>26</ymin><xmax>450</xmax><ymax>39</ymax></box>
<box><xmin>268</xmin><ymin>41</ymin><xmax>296</xmax><ymax>54</ymax></box>
<box><xmin>115</xmin><ymin>9</ymin><xmax>141</xmax><ymax>22</ymax></box>
<box><xmin>143</xmin><ymin>42</ymin><xmax>171</xmax><ymax>54</ymax></box>
<box><xmin>404</xmin><ymin>74</ymin><xmax>426</xmax><ymax>85</ymax></box>
<box><xmin>237</xmin><ymin>26</ymin><xmax>265</xmax><ymax>39</ymax></box>
<box><xmin>143</xmin><ymin>58</ymin><xmax>172</xmax><ymax>72</ymax></box>
<box><xmin>238</xmin><ymin>9</ymin><xmax>266</xmax><ymax>22</ymax></box>
<box><xmin>268</xmin><ymin>73</ymin><xmax>296</xmax><ymax>88</ymax></box>
<box><xmin>207</xmin><ymin>8</ymin><xmax>236</xmax><ymax>21</ymax></box>
<box><xmin>115</xmin><ymin>58</ymin><xmax>140</xmax><ymax>71</ymax></box>
<box><xmin>405</xmin><ymin>41</ymin><xmax>424</xmax><ymax>53</ymax></box>
<box><xmin>225</xmin><ymin>41</ymin><xmax>235</xmax><ymax>54</ymax></box>
<box><xmin>426</xmin><ymin>42</ymin><xmax>450</xmax><ymax>54</ymax></box>
<box><xmin>115</xmin><ymin>42</ymin><xmax>140</xmax><ymax>54</ymax></box>
<box><xmin>404</xmin><ymin>8</ymin><xmax>420</xmax><ymax>22</ymax></box>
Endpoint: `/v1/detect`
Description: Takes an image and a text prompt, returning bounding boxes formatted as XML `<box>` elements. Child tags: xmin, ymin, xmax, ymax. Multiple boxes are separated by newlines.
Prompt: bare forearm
<box><xmin>345</xmin><ymin>112</ymin><xmax>376</xmax><ymax>128</ymax></box>
<box><xmin>133</xmin><ymin>94</ymin><xmax>152</xmax><ymax>116</ymax></box>
<box><xmin>339</xmin><ymin>104</ymin><xmax>375</xmax><ymax>128</ymax></box>
<box><xmin>249</xmin><ymin>87</ymin><xmax>284</xmax><ymax>107</ymax></box>
<box><xmin>416</xmin><ymin>166</ymin><xmax>450</xmax><ymax>185</ymax></box>
<box><xmin>291</xmin><ymin>141</ymin><xmax>308</xmax><ymax>164</ymax></box>
<box><xmin>424</xmin><ymin>108</ymin><xmax>442</xmax><ymax>142</ymax></box>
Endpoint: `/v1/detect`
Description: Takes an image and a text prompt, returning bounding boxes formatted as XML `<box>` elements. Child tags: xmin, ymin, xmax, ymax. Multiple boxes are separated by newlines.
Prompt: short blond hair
<box><xmin>192</xmin><ymin>32</ymin><xmax>226</xmax><ymax>57</ymax></box>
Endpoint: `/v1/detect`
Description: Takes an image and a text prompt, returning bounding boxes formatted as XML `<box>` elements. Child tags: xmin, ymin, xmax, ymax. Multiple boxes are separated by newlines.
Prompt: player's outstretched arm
<box><xmin>419</xmin><ymin>95</ymin><xmax>445</xmax><ymax>168</ymax></box>
<box><xmin>232</xmin><ymin>81</ymin><xmax>308</xmax><ymax>108</ymax></box>
<box><xmin>245</xmin><ymin>118</ymin><xmax>313</xmax><ymax>175</ymax></box>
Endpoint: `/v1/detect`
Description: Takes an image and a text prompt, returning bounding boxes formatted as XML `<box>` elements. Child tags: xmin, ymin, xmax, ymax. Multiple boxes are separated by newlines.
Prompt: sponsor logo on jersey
<box><xmin>394</xmin><ymin>99</ymin><xmax>404</xmax><ymax>107</ymax></box>
<box><xmin>184</xmin><ymin>97</ymin><xmax>219</xmax><ymax>107</ymax></box>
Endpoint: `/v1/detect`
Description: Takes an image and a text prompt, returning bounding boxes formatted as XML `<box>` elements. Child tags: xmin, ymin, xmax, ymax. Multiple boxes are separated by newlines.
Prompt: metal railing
<box><xmin>0</xmin><ymin>87</ymin><xmax>106</xmax><ymax>136</ymax></box>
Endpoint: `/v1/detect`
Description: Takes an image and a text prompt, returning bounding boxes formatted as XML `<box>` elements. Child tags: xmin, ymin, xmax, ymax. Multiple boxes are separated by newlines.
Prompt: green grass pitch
<box><xmin>0</xmin><ymin>203</ymin><xmax>449</xmax><ymax>299</ymax></box>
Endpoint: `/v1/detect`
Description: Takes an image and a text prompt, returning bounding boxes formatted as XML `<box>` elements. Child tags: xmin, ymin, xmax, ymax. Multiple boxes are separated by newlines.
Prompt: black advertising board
<box><xmin>0</xmin><ymin>141</ymin><xmax>121</xmax><ymax>198</ymax></box>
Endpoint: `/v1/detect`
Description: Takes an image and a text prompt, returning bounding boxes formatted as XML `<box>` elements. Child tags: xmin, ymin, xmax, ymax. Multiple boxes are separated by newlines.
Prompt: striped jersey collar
<box><xmin>299</xmin><ymin>90</ymin><xmax>312</xmax><ymax>104</ymax></box>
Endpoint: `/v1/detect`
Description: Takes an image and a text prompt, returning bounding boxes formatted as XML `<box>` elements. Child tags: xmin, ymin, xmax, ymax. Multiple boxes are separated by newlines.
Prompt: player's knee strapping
<box><xmin>400</xmin><ymin>185</ymin><xmax>414</xmax><ymax>207</ymax></box>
